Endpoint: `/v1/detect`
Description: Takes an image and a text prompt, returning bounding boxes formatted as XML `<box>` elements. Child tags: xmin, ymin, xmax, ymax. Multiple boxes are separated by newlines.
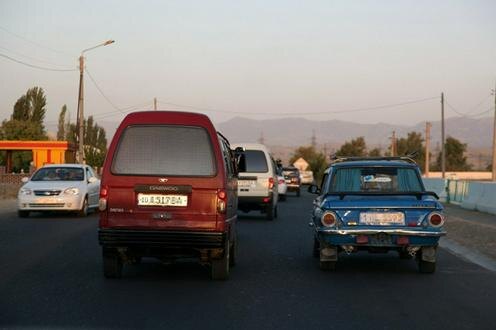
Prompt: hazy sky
<box><xmin>0</xmin><ymin>0</ymin><xmax>495</xmax><ymax>128</ymax></box>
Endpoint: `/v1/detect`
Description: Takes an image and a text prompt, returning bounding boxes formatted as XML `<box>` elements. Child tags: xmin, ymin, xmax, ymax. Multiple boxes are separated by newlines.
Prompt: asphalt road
<box><xmin>1</xmin><ymin>192</ymin><xmax>495</xmax><ymax>329</ymax></box>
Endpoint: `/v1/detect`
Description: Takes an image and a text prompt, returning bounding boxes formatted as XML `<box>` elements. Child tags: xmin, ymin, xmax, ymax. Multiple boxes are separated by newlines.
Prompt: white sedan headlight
<box><xmin>64</xmin><ymin>187</ymin><xmax>80</xmax><ymax>195</ymax></box>
<box><xmin>19</xmin><ymin>188</ymin><xmax>32</xmax><ymax>195</ymax></box>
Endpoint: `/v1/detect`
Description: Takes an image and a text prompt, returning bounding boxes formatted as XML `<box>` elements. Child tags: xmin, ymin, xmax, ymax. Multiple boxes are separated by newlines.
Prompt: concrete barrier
<box><xmin>422</xmin><ymin>178</ymin><xmax>447</xmax><ymax>202</ymax></box>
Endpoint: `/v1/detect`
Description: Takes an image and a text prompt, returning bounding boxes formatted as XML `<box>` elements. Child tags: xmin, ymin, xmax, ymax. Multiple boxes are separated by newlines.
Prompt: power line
<box><xmin>0</xmin><ymin>25</ymin><xmax>72</xmax><ymax>56</ymax></box>
<box><xmin>0</xmin><ymin>52</ymin><xmax>76</xmax><ymax>72</ymax></box>
<box><xmin>84</xmin><ymin>68</ymin><xmax>126</xmax><ymax>113</ymax></box>
<box><xmin>446</xmin><ymin>101</ymin><xmax>493</xmax><ymax>118</ymax></box>
<box><xmin>157</xmin><ymin>96</ymin><xmax>439</xmax><ymax>116</ymax></box>
<box><xmin>0</xmin><ymin>45</ymin><xmax>73</xmax><ymax>67</ymax></box>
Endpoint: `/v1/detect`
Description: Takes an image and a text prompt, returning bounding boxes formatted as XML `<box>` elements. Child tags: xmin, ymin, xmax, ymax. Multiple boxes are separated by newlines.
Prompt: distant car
<box><xmin>283</xmin><ymin>166</ymin><xmax>301</xmax><ymax>197</ymax></box>
<box><xmin>17</xmin><ymin>164</ymin><xmax>100</xmax><ymax>217</ymax></box>
<box><xmin>300</xmin><ymin>170</ymin><xmax>314</xmax><ymax>185</ymax></box>
<box><xmin>309</xmin><ymin>156</ymin><xmax>446</xmax><ymax>273</ymax></box>
<box><xmin>233</xmin><ymin>143</ymin><xmax>279</xmax><ymax>220</ymax></box>
<box><xmin>277</xmin><ymin>173</ymin><xmax>288</xmax><ymax>201</ymax></box>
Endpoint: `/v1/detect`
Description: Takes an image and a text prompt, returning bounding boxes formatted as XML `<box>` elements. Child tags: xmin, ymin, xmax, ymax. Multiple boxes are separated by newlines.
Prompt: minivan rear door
<box><xmin>105</xmin><ymin>125</ymin><xmax>221</xmax><ymax>230</ymax></box>
<box><xmin>238</xmin><ymin>149</ymin><xmax>271</xmax><ymax>197</ymax></box>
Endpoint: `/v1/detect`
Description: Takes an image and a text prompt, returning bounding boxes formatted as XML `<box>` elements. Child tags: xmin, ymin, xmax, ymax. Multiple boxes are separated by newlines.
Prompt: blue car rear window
<box><xmin>330</xmin><ymin>167</ymin><xmax>422</xmax><ymax>192</ymax></box>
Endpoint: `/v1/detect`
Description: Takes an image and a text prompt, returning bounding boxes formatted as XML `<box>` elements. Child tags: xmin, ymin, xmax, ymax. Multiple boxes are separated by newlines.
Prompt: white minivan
<box><xmin>233</xmin><ymin>143</ymin><xmax>279</xmax><ymax>220</ymax></box>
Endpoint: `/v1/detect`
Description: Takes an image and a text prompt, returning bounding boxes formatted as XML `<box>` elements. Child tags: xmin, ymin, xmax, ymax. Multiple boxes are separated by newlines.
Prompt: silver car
<box><xmin>17</xmin><ymin>164</ymin><xmax>100</xmax><ymax>217</ymax></box>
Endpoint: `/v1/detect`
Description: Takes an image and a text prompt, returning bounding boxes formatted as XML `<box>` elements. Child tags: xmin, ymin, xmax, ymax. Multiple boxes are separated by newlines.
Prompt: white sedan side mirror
<box><xmin>88</xmin><ymin>177</ymin><xmax>98</xmax><ymax>184</ymax></box>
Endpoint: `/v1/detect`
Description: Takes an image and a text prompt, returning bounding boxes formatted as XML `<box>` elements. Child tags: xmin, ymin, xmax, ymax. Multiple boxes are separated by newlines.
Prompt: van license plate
<box><xmin>239</xmin><ymin>180</ymin><xmax>256</xmax><ymax>188</ymax></box>
<box><xmin>137</xmin><ymin>194</ymin><xmax>188</xmax><ymax>207</ymax></box>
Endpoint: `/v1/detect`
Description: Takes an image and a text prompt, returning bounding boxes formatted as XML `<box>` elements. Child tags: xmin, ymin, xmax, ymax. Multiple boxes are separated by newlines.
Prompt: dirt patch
<box><xmin>0</xmin><ymin>184</ymin><xmax>19</xmax><ymax>199</ymax></box>
<box><xmin>444</xmin><ymin>205</ymin><xmax>496</xmax><ymax>261</ymax></box>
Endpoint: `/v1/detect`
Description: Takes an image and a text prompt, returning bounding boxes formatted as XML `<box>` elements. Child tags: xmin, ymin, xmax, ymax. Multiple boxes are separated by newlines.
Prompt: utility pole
<box><xmin>391</xmin><ymin>131</ymin><xmax>397</xmax><ymax>156</ymax></box>
<box><xmin>76</xmin><ymin>55</ymin><xmax>84</xmax><ymax>164</ymax></box>
<box><xmin>258</xmin><ymin>131</ymin><xmax>265</xmax><ymax>145</ymax></box>
<box><xmin>311</xmin><ymin>129</ymin><xmax>317</xmax><ymax>149</ymax></box>
<box><xmin>75</xmin><ymin>40</ymin><xmax>115</xmax><ymax>164</ymax></box>
<box><xmin>492</xmin><ymin>84</ymin><xmax>496</xmax><ymax>181</ymax></box>
<box><xmin>441</xmin><ymin>92</ymin><xmax>446</xmax><ymax>178</ymax></box>
<box><xmin>154</xmin><ymin>97</ymin><xmax>157</xmax><ymax>111</ymax></box>
<box><xmin>425</xmin><ymin>122</ymin><xmax>431</xmax><ymax>177</ymax></box>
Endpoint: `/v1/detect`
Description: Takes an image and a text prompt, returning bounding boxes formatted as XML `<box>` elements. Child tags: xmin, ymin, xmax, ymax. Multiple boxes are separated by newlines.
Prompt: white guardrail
<box><xmin>422</xmin><ymin>177</ymin><xmax>496</xmax><ymax>216</ymax></box>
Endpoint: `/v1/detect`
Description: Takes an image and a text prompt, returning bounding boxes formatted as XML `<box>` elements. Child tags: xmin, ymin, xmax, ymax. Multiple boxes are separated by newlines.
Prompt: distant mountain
<box><xmin>217</xmin><ymin>116</ymin><xmax>492</xmax><ymax>149</ymax></box>
<box><xmin>45</xmin><ymin>115</ymin><xmax>492</xmax><ymax>150</ymax></box>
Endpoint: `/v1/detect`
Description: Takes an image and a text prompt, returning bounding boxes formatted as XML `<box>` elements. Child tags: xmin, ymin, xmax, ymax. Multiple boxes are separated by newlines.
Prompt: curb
<box><xmin>440</xmin><ymin>238</ymin><xmax>496</xmax><ymax>272</ymax></box>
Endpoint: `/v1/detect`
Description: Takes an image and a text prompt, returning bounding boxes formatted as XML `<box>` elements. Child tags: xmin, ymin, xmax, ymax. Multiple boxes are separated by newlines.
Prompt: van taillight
<box><xmin>268</xmin><ymin>177</ymin><xmax>274</xmax><ymax>189</ymax></box>
<box><xmin>99</xmin><ymin>186</ymin><xmax>108</xmax><ymax>211</ymax></box>
<box><xmin>217</xmin><ymin>189</ymin><xmax>227</xmax><ymax>214</ymax></box>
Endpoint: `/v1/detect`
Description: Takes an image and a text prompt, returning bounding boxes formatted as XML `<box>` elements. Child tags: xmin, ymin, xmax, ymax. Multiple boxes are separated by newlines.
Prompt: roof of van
<box><xmin>120</xmin><ymin>111</ymin><xmax>214</xmax><ymax>127</ymax></box>
<box><xmin>231</xmin><ymin>143</ymin><xmax>271</xmax><ymax>152</ymax></box>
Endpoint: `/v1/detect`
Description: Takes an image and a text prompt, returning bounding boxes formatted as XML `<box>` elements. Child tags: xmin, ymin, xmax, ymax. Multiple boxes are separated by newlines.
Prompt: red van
<box><xmin>98</xmin><ymin>111</ymin><xmax>238</xmax><ymax>280</ymax></box>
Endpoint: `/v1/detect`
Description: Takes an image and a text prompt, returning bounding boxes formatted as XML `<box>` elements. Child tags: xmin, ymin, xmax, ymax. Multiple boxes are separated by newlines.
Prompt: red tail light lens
<box><xmin>278</xmin><ymin>179</ymin><xmax>285</xmax><ymax>184</ymax></box>
<box><xmin>99</xmin><ymin>186</ymin><xmax>108</xmax><ymax>211</ymax></box>
<box><xmin>217</xmin><ymin>189</ymin><xmax>227</xmax><ymax>214</ymax></box>
<box><xmin>428</xmin><ymin>212</ymin><xmax>445</xmax><ymax>227</ymax></box>
<box><xmin>321</xmin><ymin>211</ymin><xmax>337</xmax><ymax>227</ymax></box>
<box><xmin>268</xmin><ymin>177</ymin><xmax>274</xmax><ymax>189</ymax></box>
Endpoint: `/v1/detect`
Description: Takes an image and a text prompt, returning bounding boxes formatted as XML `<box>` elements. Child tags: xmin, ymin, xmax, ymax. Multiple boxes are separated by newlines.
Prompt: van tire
<box><xmin>296</xmin><ymin>189</ymin><xmax>301</xmax><ymax>197</ymax></box>
<box><xmin>211</xmin><ymin>239</ymin><xmax>230</xmax><ymax>280</ymax></box>
<box><xmin>78</xmin><ymin>196</ymin><xmax>89</xmax><ymax>217</ymax></box>
<box><xmin>103</xmin><ymin>254</ymin><xmax>122</xmax><ymax>279</ymax></box>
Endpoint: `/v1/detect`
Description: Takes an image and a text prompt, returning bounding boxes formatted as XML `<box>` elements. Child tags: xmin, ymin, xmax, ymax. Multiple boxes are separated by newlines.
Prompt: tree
<box><xmin>84</xmin><ymin>117</ymin><xmax>107</xmax><ymax>168</ymax></box>
<box><xmin>289</xmin><ymin>146</ymin><xmax>327</xmax><ymax>183</ymax></box>
<box><xmin>335</xmin><ymin>137</ymin><xmax>367</xmax><ymax>157</ymax></box>
<box><xmin>396</xmin><ymin>131</ymin><xmax>426</xmax><ymax>171</ymax></box>
<box><xmin>368</xmin><ymin>148</ymin><xmax>382</xmax><ymax>157</ymax></box>
<box><xmin>57</xmin><ymin>105</ymin><xmax>68</xmax><ymax>141</ymax></box>
<box><xmin>434</xmin><ymin>136</ymin><xmax>472</xmax><ymax>171</ymax></box>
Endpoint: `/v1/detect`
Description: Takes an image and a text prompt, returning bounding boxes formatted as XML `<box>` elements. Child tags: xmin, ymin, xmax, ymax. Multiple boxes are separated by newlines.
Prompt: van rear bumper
<box><xmin>98</xmin><ymin>228</ymin><xmax>225</xmax><ymax>248</ymax></box>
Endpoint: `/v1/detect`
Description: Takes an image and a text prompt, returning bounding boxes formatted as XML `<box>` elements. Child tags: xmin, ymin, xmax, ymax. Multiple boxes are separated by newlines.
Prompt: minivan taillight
<box><xmin>268</xmin><ymin>177</ymin><xmax>274</xmax><ymax>190</ymax></box>
<box><xmin>99</xmin><ymin>186</ymin><xmax>108</xmax><ymax>211</ymax></box>
<box><xmin>217</xmin><ymin>189</ymin><xmax>227</xmax><ymax>214</ymax></box>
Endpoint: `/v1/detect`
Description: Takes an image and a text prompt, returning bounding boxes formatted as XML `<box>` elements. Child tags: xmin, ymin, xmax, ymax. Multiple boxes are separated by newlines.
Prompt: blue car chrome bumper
<box><xmin>315</xmin><ymin>227</ymin><xmax>445</xmax><ymax>247</ymax></box>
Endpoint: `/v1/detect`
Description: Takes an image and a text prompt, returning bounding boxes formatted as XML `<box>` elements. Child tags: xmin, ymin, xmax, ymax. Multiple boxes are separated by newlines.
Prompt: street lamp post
<box><xmin>76</xmin><ymin>40</ymin><xmax>115</xmax><ymax>164</ymax></box>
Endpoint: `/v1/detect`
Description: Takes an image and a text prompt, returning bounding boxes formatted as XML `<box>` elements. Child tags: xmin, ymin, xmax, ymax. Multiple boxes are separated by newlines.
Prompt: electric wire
<box><xmin>157</xmin><ymin>96</ymin><xmax>440</xmax><ymax>117</ymax></box>
<box><xmin>84</xmin><ymin>68</ymin><xmax>126</xmax><ymax>113</ymax></box>
<box><xmin>0</xmin><ymin>52</ymin><xmax>76</xmax><ymax>72</ymax></box>
<box><xmin>446</xmin><ymin>101</ymin><xmax>494</xmax><ymax>118</ymax></box>
<box><xmin>0</xmin><ymin>45</ymin><xmax>74</xmax><ymax>68</ymax></box>
<box><xmin>0</xmin><ymin>25</ymin><xmax>72</xmax><ymax>56</ymax></box>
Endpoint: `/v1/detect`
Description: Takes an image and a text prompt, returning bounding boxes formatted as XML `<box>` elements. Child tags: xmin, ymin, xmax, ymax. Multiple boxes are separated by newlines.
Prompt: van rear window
<box><xmin>111</xmin><ymin>125</ymin><xmax>216</xmax><ymax>176</ymax></box>
<box><xmin>242</xmin><ymin>150</ymin><xmax>268</xmax><ymax>173</ymax></box>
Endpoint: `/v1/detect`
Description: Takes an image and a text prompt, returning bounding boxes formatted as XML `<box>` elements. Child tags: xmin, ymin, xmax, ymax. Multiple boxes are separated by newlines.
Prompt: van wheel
<box><xmin>274</xmin><ymin>205</ymin><xmax>278</xmax><ymax>219</ymax></box>
<box><xmin>296</xmin><ymin>189</ymin><xmax>301</xmax><ymax>197</ymax></box>
<box><xmin>18</xmin><ymin>210</ymin><xmax>30</xmax><ymax>218</ymax></box>
<box><xmin>266</xmin><ymin>205</ymin><xmax>274</xmax><ymax>220</ymax></box>
<box><xmin>103</xmin><ymin>254</ymin><xmax>123</xmax><ymax>279</ymax></box>
<box><xmin>211</xmin><ymin>239</ymin><xmax>230</xmax><ymax>280</ymax></box>
<box><xmin>418</xmin><ymin>260</ymin><xmax>436</xmax><ymax>273</ymax></box>
<box><xmin>78</xmin><ymin>196</ymin><xmax>89</xmax><ymax>217</ymax></box>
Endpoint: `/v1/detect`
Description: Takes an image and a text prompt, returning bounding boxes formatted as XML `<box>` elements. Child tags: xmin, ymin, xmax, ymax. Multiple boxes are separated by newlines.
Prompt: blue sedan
<box><xmin>309</xmin><ymin>157</ymin><xmax>446</xmax><ymax>273</ymax></box>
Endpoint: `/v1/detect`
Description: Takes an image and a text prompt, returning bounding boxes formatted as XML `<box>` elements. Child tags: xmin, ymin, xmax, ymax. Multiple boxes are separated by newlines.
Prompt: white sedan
<box><xmin>17</xmin><ymin>164</ymin><xmax>100</xmax><ymax>217</ymax></box>
<box><xmin>277</xmin><ymin>175</ymin><xmax>288</xmax><ymax>201</ymax></box>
